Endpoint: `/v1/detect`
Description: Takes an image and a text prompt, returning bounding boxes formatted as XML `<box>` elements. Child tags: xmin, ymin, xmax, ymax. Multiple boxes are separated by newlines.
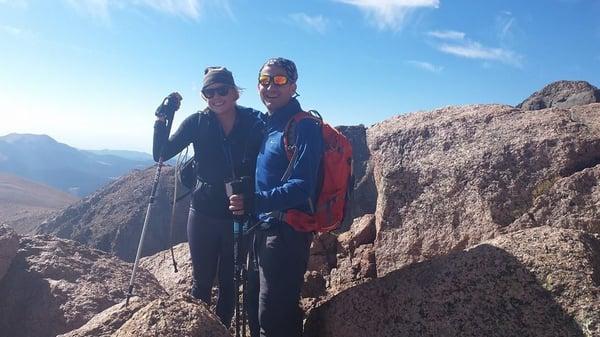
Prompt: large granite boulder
<box><xmin>368</xmin><ymin>103</ymin><xmax>600</xmax><ymax>276</ymax></box>
<box><xmin>0</xmin><ymin>235</ymin><xmax>167</xmax><ymax>337</ymax></box>
<box><xmin>112</xmin><ymin>295</ymin><xmax>230</xmax><ymax>337</ymax></box>
<box><xmin>304</xmin><ymin>227</ymin><xmax>600</xmax><ymax>337</ymax></box>
<box><xmin>57</xmin><ymin>297</ymin><xmax>149</xmax><ymax>337</ymax></box>
<box><xmin>139</xmin><ymin>242</ymin><xmax>193</xmax><ymax>296</ymax></box>
<box><xmin>517</xmin><ymin>80</ymin><xmax>600</xmax><ymax>111</ymax></box>
<box><xmin>138</xmin><ymin>243</ymin><xmax>219</xmax><ymax>314</ymax></box>
<box><xmin>0</xmin><ymin>224</ymin><xmax>19</xmax><ymax>282</ymax></box>
<box><xmin>60</xmin><ymin>295</ymin><xmax>229</xmax><ymax>337</ymax></box>
<box><xmin>36</xmin><ymin>166</ymin><xmax>191</xmax><ymax>262</ymax></box>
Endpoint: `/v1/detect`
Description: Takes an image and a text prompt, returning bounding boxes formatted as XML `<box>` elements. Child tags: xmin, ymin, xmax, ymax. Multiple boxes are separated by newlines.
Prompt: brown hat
<box><xmin>203</xmin><ymin>66</ymin><xmax>235</xmax><ymax>90</ymax></box>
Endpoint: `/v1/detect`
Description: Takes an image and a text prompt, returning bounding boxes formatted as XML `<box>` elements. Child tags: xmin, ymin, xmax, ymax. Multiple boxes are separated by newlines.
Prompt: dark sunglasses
<box><xmin>202</xmin><ymin>86</ymin><xmax>230</xmax><ymax>99</ymax></box>
<box><xmin>258</xmin><ymin>74</ymin><xmax>290</xmax><ymax>86</ymax></box>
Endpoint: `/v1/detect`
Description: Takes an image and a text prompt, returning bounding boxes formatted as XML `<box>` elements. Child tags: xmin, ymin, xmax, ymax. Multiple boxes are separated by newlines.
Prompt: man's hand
<box><xmin>155</xmin><ymin>92</ymin><xmax>182</xmax><ymax>122</ymax></box>
<box><xmin>229</xmin><ymin>194</ymin><xmax>245</xmax><ymax>216</ymax></box>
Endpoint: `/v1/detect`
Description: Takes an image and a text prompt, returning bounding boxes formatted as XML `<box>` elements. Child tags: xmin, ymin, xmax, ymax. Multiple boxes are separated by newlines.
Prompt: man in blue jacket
<box><xmin>229</xmin><ymin>57</ymin><xmax>323</xmax><ymax>337</ymax></box>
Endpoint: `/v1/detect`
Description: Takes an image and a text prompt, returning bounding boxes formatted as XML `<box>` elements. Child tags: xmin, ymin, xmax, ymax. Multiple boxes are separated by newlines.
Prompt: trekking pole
<box><xmin>126</xmin><ymin>93</ymin><xmax>181</xmax><ymax>306</ymax></box>
<box><xmin>241</xmin><ymin>225</ymin><xmax>252</xmax><ymax>337</ymax></box>
<box><xmin>166</xmin><ymin>150</ymin><xmax>189</xmax><ymax>274</ymax></box>
<box><xmin>167</xmin><ymin>160</ymin><xmax>179</xmax><ymax>273</ymax></box>
<box><xmin>225</xmin><ymin>177</ymin><xmax>251</xmax><ymax>337</ymax></box>
<box><xmin>234</xmin><ymin>216</ymin><xmax>244</xmax><ymax>337</ymax></box>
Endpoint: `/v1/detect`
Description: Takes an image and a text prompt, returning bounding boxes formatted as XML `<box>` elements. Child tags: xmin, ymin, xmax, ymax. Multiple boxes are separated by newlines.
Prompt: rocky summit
<box><xmin>2</xmin><ymin>80</ymin><xmax>600</xmax><ymax>337</ymax></box>
<box><xmin>517</xmin><ymin>80</ymin><xmax>600</xmax><ymax>111</ymax></box>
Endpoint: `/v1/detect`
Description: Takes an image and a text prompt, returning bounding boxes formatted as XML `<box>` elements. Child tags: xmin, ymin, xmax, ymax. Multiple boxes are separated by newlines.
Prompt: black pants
<box><xmin>247</xmin><ymin>222</ymin><xmax>313</xmax><ymax>337</ymax></box>
<box><xmin>187</xmin><ymin>208</ymin><xmax>234</xmax><ymax>327</ymax></box>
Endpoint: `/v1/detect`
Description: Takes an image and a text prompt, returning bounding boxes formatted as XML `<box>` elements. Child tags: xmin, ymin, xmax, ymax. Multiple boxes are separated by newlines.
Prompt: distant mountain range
<box><xmin>85</xmin><ymin>149</ymin><xmax>154</xmax><ymax>162</ymax></box>
<box><xmin>0</xmin><ymin>133</ymin><xmax>155</xmax><ymax>196</ymax></box>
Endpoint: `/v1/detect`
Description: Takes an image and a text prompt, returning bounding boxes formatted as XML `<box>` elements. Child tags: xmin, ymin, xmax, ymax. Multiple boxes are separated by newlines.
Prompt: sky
<box><xmin>1</xmin><ymin>0</ymin><xmax>599</xmax><ymax>153</ymax></box>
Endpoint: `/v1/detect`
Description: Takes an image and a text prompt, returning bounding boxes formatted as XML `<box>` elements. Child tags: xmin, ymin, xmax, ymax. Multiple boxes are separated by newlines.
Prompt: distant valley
<box><xmin>0</xmin><ymin>172</ymin><xmax>77</xmax><ymax>234</ymax></box>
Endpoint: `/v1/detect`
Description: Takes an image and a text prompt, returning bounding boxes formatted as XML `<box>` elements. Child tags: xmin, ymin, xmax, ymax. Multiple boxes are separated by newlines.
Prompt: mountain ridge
<box><xmin>0</xmin><ymin>133</ymin><xmax>155</xmax><ymax>196</ymax></box>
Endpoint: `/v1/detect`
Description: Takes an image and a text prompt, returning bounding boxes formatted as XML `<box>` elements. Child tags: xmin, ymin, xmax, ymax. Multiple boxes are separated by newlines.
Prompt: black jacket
<box><xmin>153</xmin><ymin>106</ymin><xmax>264</xmax><ymax>218</ymax></box>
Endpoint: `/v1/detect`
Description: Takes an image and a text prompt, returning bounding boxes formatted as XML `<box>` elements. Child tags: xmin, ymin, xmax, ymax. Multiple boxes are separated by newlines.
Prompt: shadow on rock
<box><xmin>305</xmin><ymin>241</ymin><xmax>588</xmax><ymax>337</ymax></box>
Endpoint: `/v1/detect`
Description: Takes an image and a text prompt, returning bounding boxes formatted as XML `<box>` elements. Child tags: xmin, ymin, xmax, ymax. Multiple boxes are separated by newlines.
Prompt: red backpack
<box><xmin>282</xmin><ymin>110</ymin><xmax>353</xmax><ymax>232</ymax></box>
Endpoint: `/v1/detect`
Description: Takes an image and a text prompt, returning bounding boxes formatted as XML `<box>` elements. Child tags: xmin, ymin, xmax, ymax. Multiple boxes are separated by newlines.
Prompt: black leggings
<box><xmin>187</xmin><ymin>208</ymin><xmax>234</xmax><ymax>327</ymax></box>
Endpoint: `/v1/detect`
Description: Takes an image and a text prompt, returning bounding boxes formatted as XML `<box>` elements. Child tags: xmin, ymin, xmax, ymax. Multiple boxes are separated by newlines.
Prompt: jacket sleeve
<box><xmin>254</xmin><ymin>117</ymin><xmax>323</xmax><ymax>213</ymax></box>
<box><xmin>152</xmin><ymin>113</ymin><xmax>197</xmax><ymax>162</ymax></box>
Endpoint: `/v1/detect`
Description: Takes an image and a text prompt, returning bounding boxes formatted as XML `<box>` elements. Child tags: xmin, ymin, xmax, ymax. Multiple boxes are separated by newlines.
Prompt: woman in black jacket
<box><xmin>153</xmin><ymin>67</ymin><xmax>263</xmax><ymax>327</ymax></box>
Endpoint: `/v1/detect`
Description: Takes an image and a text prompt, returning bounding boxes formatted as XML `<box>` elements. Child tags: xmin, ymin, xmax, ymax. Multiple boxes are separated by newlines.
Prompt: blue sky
<box><xmin>1</xmin><ymin>0</ymin><xmax>599</xmax><ymax>153</ymax></box>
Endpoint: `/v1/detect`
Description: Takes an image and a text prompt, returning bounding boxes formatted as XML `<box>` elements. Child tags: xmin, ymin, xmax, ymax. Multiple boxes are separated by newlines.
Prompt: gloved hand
<box><xmin>155</xmin><ymin>92</ymin><xmax>183</xmax><ymax>122</ymax></box>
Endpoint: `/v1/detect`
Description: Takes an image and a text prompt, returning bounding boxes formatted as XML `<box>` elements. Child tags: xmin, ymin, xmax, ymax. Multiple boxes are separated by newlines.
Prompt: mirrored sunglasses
<box><xmin>258</xmin><ymin>74</ymin><xmax>289</xmax><ymax>86</ymax></box>
<box><xmin>202</xmin><ymin>86</ymin><xmax>230</xmax><ymax>99</ymax></box>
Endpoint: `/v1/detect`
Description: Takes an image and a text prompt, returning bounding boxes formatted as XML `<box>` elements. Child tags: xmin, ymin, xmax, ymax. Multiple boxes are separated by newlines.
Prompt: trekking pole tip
<box><xmin>125</xmin><ymin>284</ymin><xmax>134</xmax><ymax>307</ymax></box>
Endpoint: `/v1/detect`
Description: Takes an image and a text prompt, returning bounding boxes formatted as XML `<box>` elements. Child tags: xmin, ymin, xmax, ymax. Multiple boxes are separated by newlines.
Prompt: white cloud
<box><xmin>63</xmin><ymin>0</ymin><xmax>208</xmax><ymax>21</ymax></box>
<box><xmin>1</xmin><ymin>24</ymin><xmax>35</xmax><ymax>39</ymax></box>
<box><xmin>289</xmin><ymin>13</ymin><xmax>329</xmax><ymax>34</ymax></box>
<box><xmin>335</xmin><ymin>0</ymin><xmax>439</xmax><ymax>31</ymax></box>
<box><xmin>405</xmin><ymin>60</ymin><xmax>443</xmax><ymax>72</ymax></box>
<box><xmin>65</xmin><ymin>0</ymin><xmax>110</xmax><ymax>21</ymax></box>
<box><xmin>1</xmin><ymin>25</ymin><xmax>22</xmax><ymax>36</ymax></box>
<box><xmin>496</xmin><ymin>11</ymin><xmax>516</xmax><ymax>42</ymax></box>
<box><xmin>140</xmin><ymin>0</ymin><xmax>202</xmax><ymax>20</ymax></box>
<box><xmin>428</xmin><ymin>29</ymin><xmax>522</xmax><ymax>67</ymax></box>
<box><xmin>427</xmin><ymin>30</ymin><xmax>465</xmax><ymax>40</ymax></box>
<box><xmin>438</xmin><ymin>41</ymin><xmax>522</xmax><ymax>67</ymax></box>
<box><xmin>0</xmin><ymin>0</ymin><xmax>28</xmax><ymax>9</ymax></box>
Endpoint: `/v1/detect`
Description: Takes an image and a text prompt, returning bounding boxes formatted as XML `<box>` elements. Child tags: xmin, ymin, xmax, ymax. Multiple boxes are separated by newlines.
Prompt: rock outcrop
<box><xmin>368</xmin><ymin>103</ymin><xmax>600</xmax><ymax>276</ymax></box>
<box><xmin>304</xmin><ymin>227</ymin><xmax>600</xmax><ymax>337</ymax></box>
<box><xmin>509</xmin><ymin>164</ymin><xmax>600</xmax><ymax>233</ymax></box>
<box><xmin>0</xmin><ymin>235</ymin><xmax>166</xmax><ymax>337</ymax></box>
<box><xmin>139</xmin><ymin>242</ymin><xmax>193</xmax><ymax>297</ymax></box>
<box><xmin>57</xmin><ymin>297</ymin><xmax>149</xmax><ymax>337</ymax></box>
<box><xmin>303</xmin><ymin>214</ymin><xmax>377</xmax><ymax>309</ymax></box>
<box><xmin>36</xmin><ymin>166</ymin><xmax>191</xmax><ymax>262</ymax></box>
<box><xmin>517</xmin><ymin>80</ymin><xmax>600</xmax><ymax>111</ymax></box>
<box><xmin>60</xmin><ymin>295</ymin><xmax>229</xmax><ymax>337</ymax></box>
<box><xmin>0</xmin><ymin>224</ymin><xmax>19</xmax><ymax>282</ymax></box>
<box><xmin>111</xmin><ymin>295</ymin><xmax>230</xmax><ymax>337</ymax></box>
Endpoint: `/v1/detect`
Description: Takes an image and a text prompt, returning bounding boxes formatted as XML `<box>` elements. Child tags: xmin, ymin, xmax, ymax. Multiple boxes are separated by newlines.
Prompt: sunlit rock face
<box><xmin>367</xmin><ymin>102</ymin><xmax>600</xmax><ymax>276</ymax></box>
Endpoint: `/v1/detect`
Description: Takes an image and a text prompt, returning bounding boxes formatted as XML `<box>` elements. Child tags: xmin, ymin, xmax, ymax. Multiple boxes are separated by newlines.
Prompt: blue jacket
<box><xmin>254</xmin><ymin>98</ymin><xmax>323</xmax><ymax>225</ymax></box>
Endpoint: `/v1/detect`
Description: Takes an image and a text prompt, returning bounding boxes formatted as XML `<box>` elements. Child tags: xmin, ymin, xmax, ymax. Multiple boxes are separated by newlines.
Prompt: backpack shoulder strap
<box><xmin>283</xmin><ymin>111</ymin><xmax>322</xmax><ymax>160</ymax></box>
<box><xmin>281</xmin><ymin>111</ymin><xmax>322</xmax><ymax>182</ymax></box>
